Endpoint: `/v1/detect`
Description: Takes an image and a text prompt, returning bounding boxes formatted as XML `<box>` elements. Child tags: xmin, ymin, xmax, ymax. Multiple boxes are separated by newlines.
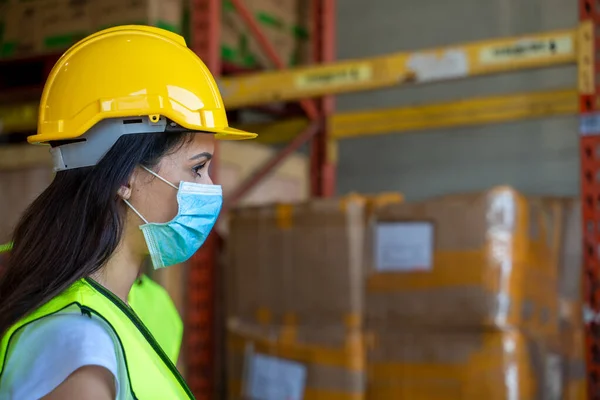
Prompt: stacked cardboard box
<box><xmin>559</xmin><ymin>199</ymin><xmax>587</xmax><ymax>400</ymax></box>
<box><xmin>226</xmin><ymin>193</ymin><xmax>402</xmax><ymax>400</ymax></box>
<box><xmin>1</xmin><ymin>0</ymin><xmax>310</xmax><ymax>67</ymax></box>
<box><xmin>366</xmin><ymin>186</ymin><xmax>565</xmax><ymax>399</ymax></box>
<box><xmin>0</xmin><ymin>0</ymin><xmax>9</xmax><ymax>50</ymax></box>
<box><xmin>221</xmin><ymin>0</ymin><xmax>311</xmax><ymax>68</ymax></box>
<box><xmin>1</xmin><ymin>0</ymin><xmax>183</xmax><ymax>59</ymax></box>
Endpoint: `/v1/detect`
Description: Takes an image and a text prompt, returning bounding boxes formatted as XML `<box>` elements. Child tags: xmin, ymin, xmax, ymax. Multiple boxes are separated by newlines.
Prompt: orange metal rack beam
<box><xmin>579</xmin><ymin>1</ymin><xmax>600</xmax><ymax>397</ymax></box>
<box><xmin>186</xmin><ymin>0</ymin><xmax>221</xmax><ymax>398</ymax></box>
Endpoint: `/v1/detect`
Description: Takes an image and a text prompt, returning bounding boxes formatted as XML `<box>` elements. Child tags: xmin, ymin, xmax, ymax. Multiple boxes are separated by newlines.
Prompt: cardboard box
<box><xmin>561</xmin><ymin>329</ymin><xmax>587</xmax><ymax>400</ymax></box>
<box><xmin>226</xmin><ymin>318</ymin><xmax>365</xmax><ymax>400</ymax></box>
<box><xmin>559</xmin><ymin>198</ymin><xmax>583</xmax><ymax>328</ymax></box>
<box><xmin>37</xmin><ymin>0</ymin><xmax>93</xmax><ymax>53</ymax></box>
<box><xmin>367</xmin><ymin>328</ymin><xmax>563</xmax><ymax>400</ymax></box>
<box><xmin>227</xmin><ymin>193</ymin><xmax>403</xmax><ymax>330</ymax></box>
<box><xmin>557</xmin><ymin>200</ymin><xmax>587</xmax><ymax>399</ymax></box>
<box><xmin>1</xmin><ymin>0</ymin><xmax>43</xmax><ymax>58</ymax></box>
<box><xmin>221</xmin><ymin>0</ymin><xmax>310</xmax><ymax>68</ymax></box>
<box><xmin>94</xmin><ymin>0</ymin><xmax>183</xmax><ymax>33</ymax></box>
<box><xmin>0</xmin><ymin>0</ymin><xmax>8</xmax><ymax>45</ymax></box>
<box><xmin>225</xmin><ymin>193</ymin><xmax>400</xmax><ymax>400</ymax></box>
<box><xmin>366</xmin><ymin>186</ymin><xmax>565</xmax><ymax>336</ymax></box>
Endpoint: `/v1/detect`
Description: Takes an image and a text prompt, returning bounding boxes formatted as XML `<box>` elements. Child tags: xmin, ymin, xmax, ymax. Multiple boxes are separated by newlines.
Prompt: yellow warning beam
<box><xmin>0</xmin><ymin>89</ymin><xmax>579</xmax><ymax>146</ymax></box>
<box><xmin>331</xmin><ymin>88</ymin><xmax>578</xmax><ymax>138</ymax></box>
<box><xmin>248</xmin><ymin>88</ymin><xmax>579</xmax><ymax>145</ymax></box>
<box><xmin>0</xmin><ymin>28</ymin><xmax>578</xmax><ymax>134</ymax></box>
<box><xmin>222</xmin><ymin>28</ymin><xmax>577</xmax><ymax>109</ymax></box>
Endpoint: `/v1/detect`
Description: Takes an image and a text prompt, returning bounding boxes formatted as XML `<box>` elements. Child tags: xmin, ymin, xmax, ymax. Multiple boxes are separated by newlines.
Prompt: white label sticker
<box><xmin>375</xmin><ymin>222</ymin><xmax>434</xmax><ymax>272</ymax></box>
<box><xmin>406</xmin><ymin>49</ymin><xmax>469</xmax><ymax>82</ymax></box>
<box><xmin>480</xmin><ymin>35</ymin><xmax>573</xmax><ymax>64</ymax></box>
<box><xmin>245</xmin><ymin>353</ymin><xmax>307</xmax><ymax>400</ymax></box>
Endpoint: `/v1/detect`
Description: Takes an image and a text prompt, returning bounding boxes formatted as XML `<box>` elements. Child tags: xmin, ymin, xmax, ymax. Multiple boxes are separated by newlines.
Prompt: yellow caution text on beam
<box><xmin>479</xmin><ymin>34</ymin><xmax>573</xmax><ymax>65</ymax></box>
<box><xmin>294</xmin><ymin>63</ymin><xmax>373</xmax><ymax>90</ymax></box>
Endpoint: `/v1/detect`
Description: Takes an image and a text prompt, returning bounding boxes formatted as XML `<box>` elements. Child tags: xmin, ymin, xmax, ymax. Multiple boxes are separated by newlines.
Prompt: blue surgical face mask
<box><xmin>124</xmin><ymin>166</ymin><xmax>223</xmax><ymax>269</ymax></box>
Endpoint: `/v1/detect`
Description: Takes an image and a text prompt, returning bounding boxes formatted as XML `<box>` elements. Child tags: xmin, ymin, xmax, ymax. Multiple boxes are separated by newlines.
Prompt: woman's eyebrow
<box><xmin>189</xmin><ymin>152</ymin><xmax>212</xmax><ymax>161</ymax></box>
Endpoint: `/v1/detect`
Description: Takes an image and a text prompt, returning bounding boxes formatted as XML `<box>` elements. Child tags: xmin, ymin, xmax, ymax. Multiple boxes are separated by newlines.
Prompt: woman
<box><xmin>0</xmin><ymin>25</ymin><xmax>255</xmax><ymax>399</ymax></box>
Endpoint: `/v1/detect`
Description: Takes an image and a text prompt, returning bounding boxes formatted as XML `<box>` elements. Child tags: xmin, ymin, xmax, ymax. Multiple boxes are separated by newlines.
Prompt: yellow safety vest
<box><xmin>129</xmin><ymin>274</ymin><xmax>183</xmax><ymax>364</ymax></box>
<box><xmin>0</xmin><ymin>244</ymin><xmax>183</xmax><ymax>365</ymax></box>
<box><xmin>0</xmin><ymin>278</ymin><xmax>194</xmax><ymax>399</ymax></box>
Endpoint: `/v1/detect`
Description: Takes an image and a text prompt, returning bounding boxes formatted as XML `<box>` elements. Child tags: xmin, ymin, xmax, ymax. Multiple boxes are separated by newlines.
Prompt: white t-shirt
<box><xmin>0</xmin><ymin>312</ymin><xmax>129</xmax><ymax>400</ymax></box>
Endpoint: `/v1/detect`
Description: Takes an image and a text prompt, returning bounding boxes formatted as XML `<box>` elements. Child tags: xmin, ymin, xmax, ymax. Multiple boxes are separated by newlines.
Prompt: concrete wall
<box><xmin>335</xmin><ymin>0</ymin><xmax>579</xmax><ymax>200</ymax></box>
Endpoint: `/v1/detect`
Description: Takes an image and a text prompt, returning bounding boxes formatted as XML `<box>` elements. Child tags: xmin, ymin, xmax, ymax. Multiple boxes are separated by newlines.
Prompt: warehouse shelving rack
<box><xmin>0</xmin><ymin>1</ymin><xmax>337</xmax><ymax>399</ymax></box>
<box><xmin>0</xmin><ymin>0</ymin><xmax>599</xmax><ymax>398</ymax></box>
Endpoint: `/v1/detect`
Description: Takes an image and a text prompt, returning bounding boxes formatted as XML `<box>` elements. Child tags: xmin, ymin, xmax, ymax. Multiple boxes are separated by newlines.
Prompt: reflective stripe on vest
<box><xmin>0</xmin><ymin>278</ymin><xmax>194</xmax><ymax>399</ymax></box>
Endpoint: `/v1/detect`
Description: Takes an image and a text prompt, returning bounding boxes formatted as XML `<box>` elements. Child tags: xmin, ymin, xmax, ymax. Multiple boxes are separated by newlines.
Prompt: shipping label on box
<box><xmin>244</xmin><ymin>351</ymin><xmax>307</xmax><ymax>400</ymax></box>
<box><xmin>374</xmin><ymin>221</ymin><xmax>434</xmax><ymax>272</ymax></box>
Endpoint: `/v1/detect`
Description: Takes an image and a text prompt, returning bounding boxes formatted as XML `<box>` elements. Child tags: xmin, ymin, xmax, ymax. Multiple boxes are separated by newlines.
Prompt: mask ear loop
<box><xmin>122</xmin><ymin>165</ymin><xmax>179</xmax><ymax>224</ymax></box>
<box><xmin>141</xmin><ymin>165</ymin><xmax>179</xmax><ymax>190</ymax></box>
<box><xmin>123</xmin><ymin>199</ymin><xmax>149</xmax><ymax>224</ymax></box>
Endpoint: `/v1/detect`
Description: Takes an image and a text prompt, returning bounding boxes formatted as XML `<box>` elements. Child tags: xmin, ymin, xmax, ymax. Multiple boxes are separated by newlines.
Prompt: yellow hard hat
<box><xmin>28</xmin><ymin>25</ymin><xmax>256</xmax><ymax>149</ymax></box>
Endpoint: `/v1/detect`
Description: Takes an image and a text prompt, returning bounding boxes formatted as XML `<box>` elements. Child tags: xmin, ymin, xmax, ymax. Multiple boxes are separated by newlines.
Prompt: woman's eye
<box><xmin>192</xmin><ymin>163</ymin><xmax>206</xmax><ymax>176</ymax></box>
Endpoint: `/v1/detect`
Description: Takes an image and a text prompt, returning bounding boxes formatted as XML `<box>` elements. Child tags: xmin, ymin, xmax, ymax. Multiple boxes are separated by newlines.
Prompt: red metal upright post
<box><xmin>579</xmin><ymin>1</ymin><xmax>600</xmax><ymax>397</ymax></box>
<box><xmin>310</xmin><ymin>0</ymin><xmax>336</xmax><ymax>197</ymax></box>
<box><xmin>187</xmin><ymin>1</ymin><xmax>221</xmax><ymax>399</ymax></box>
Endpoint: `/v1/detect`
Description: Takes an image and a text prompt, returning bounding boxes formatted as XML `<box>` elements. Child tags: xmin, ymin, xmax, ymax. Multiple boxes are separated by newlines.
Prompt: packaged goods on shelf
<box><xmin>558</xmin><ymin>198</ymin><xmax>583</xmax><ymax>330</ymax></box>
<box><xmin>366</xmin><ymin>186</ymin><xmax>564</xmax><ymax>337</ymax></box>
<box><xmin>1</xmin><ymin>0</ymin><xmax>308</xmax><ymax>67</ymax></box>
<box><xmin>557</xmin><ymin>199</ymin><xmax>586</xmax><ymax>400</ymax></box>
<box><xmin>1</xmin><ymin>0</ymin><xmax>44</xmax><ymax>57</ymax></box>
<box><xmin>226</xmin><ymin>319</ymin><xmax>364</xmax><ymax>400</ymax></box>
<box><xmin>226</xmin><ymin>193</ymin><xmax>402</xmax><ymax>400</ymax></box>
<box><xmin>1</xmin><ymin>0</ymin><xmax>183</xmax><ymax>59</ymax></box>
<box><xmin>0</xmin><ymin>0</ymin><xmax>8</xmax><ymax>49</ymax></box>
<box><xmin>93</xmin><ymin>0</ymin><xmax>182</xmax><ymax>33</ymax></box>
<box><xmin>561</xmin><ymin>328</ymin><xmax>586</xmax><ymax>400</ymax></box>
<box><xmin>221</xmin><ymin>0</ymin><xmax>310</xmax><ymax>68</ymax></box>
<box><xmin>367</xmin><ymin>328</ymin><xmax>562</xmax><ymax>400</ymax></box>
<box><xmin>227</xmin><ymin>193</ymin><xmax>403</xmax><ymax>330</ymax></box>
<box><xmin>39</xmin><ymin>0</ymin><xmax>93</xmax><ymax>52</ymax></box>
<box><xmin>2</xmin><ymin>0</ymin><xmax>96</xmax><ymax>58</ymax></box>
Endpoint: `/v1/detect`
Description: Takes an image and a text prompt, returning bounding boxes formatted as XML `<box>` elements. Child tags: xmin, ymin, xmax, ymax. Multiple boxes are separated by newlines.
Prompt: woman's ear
<box><xmin>117</xmin><ymin>184</ymin><xmax>132</xmax><ymax>200</ymax></box>
<box><xmin>117</xmin><ymin>168</ymin><xmax>140</xmax><ymax>200</ymax></box>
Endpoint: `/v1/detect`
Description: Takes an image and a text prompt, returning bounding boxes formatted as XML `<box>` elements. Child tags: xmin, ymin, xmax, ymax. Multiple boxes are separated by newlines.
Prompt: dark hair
<box><xmin>0</xmin><ymin>132</ymin><xmax>192</xmax><ymax>335</ymax></box>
